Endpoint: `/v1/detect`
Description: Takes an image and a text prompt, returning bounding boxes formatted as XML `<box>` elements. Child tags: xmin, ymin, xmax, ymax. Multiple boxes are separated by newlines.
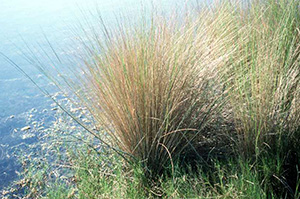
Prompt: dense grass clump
<box><xmin>4</xmin><ymin>0</ymin><xmax>300</xmax><ymax>198</ymax></box>
<box><xmin>225</xmin><ymin>0</ymin><xmax>300</xmax><ymax>156</ymax></box>
<box><xmin>48</xmin><ymin>1</ymin><xmax>239</xmax><ymax>175</ymax></box>
<box><xmin>79</xmin><ymin>11</ymin><xmax>235</xmax><ymax>175</ymax></box>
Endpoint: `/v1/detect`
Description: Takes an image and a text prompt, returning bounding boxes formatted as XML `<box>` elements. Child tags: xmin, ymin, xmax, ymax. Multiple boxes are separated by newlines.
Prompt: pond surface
<box><xmin>0</xmin><ymin>0</ymin><xmax>187</xmax><ymax>191</ymax></box>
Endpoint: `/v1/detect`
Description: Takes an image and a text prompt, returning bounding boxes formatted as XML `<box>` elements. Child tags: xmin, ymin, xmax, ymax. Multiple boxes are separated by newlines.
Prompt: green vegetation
<box><xmin>9</xmin><ymin>139</ymin><xmax>300</xmax><ymax>198</ymax></box>
<box><xmin>3</xmin><ymin>0</ymin><xmax>300</xmax><ymax>198</ymax></box>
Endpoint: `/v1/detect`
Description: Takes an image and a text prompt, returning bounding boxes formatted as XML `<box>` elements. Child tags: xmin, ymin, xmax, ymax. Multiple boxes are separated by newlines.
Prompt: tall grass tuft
<box><xmin>72</xmin><ymin>7</ymin><xmax>238</xmax><ymax>175</ymax></box>
<box><xmin>223</xmin><ymin>0</ymin><xmax>300</xmax><ymax>155</ymax></box>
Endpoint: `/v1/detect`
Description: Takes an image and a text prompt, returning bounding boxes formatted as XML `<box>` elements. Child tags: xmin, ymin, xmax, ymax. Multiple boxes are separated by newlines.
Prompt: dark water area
<box><xmin>0</xmin><ymin>0</ymin><xmax>79</xmax><ymax>190</ymax></box>
<box><xmin>0</xmin><ymin>0</ymin><xmax>187</xmax><ymax>192</ymax></box>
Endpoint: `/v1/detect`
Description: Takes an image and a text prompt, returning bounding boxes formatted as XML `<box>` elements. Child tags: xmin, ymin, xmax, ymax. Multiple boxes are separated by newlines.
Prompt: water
<box><xmin>0</xmin><ymin>0</ymin><xmax>188</xmax><ymax>191</ymax></box>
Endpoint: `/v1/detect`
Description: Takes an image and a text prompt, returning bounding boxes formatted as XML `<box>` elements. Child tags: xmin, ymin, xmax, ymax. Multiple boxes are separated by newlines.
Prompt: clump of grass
<box><xmin>224</xmin><ymin>0</ymin><xmax>300</xmax><ymax>156</ymax></box>
<box><xmin>49</xmin><ymin>3</ymin><xmax>238</xmax><ymax>176</ymax></box>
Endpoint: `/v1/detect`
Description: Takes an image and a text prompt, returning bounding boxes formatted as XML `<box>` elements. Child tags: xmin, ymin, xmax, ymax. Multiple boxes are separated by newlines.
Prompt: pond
<box><xmin>0</xmin><ymin>0</ymin><xmax>189</xmax><ymax>191</ymax></box>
